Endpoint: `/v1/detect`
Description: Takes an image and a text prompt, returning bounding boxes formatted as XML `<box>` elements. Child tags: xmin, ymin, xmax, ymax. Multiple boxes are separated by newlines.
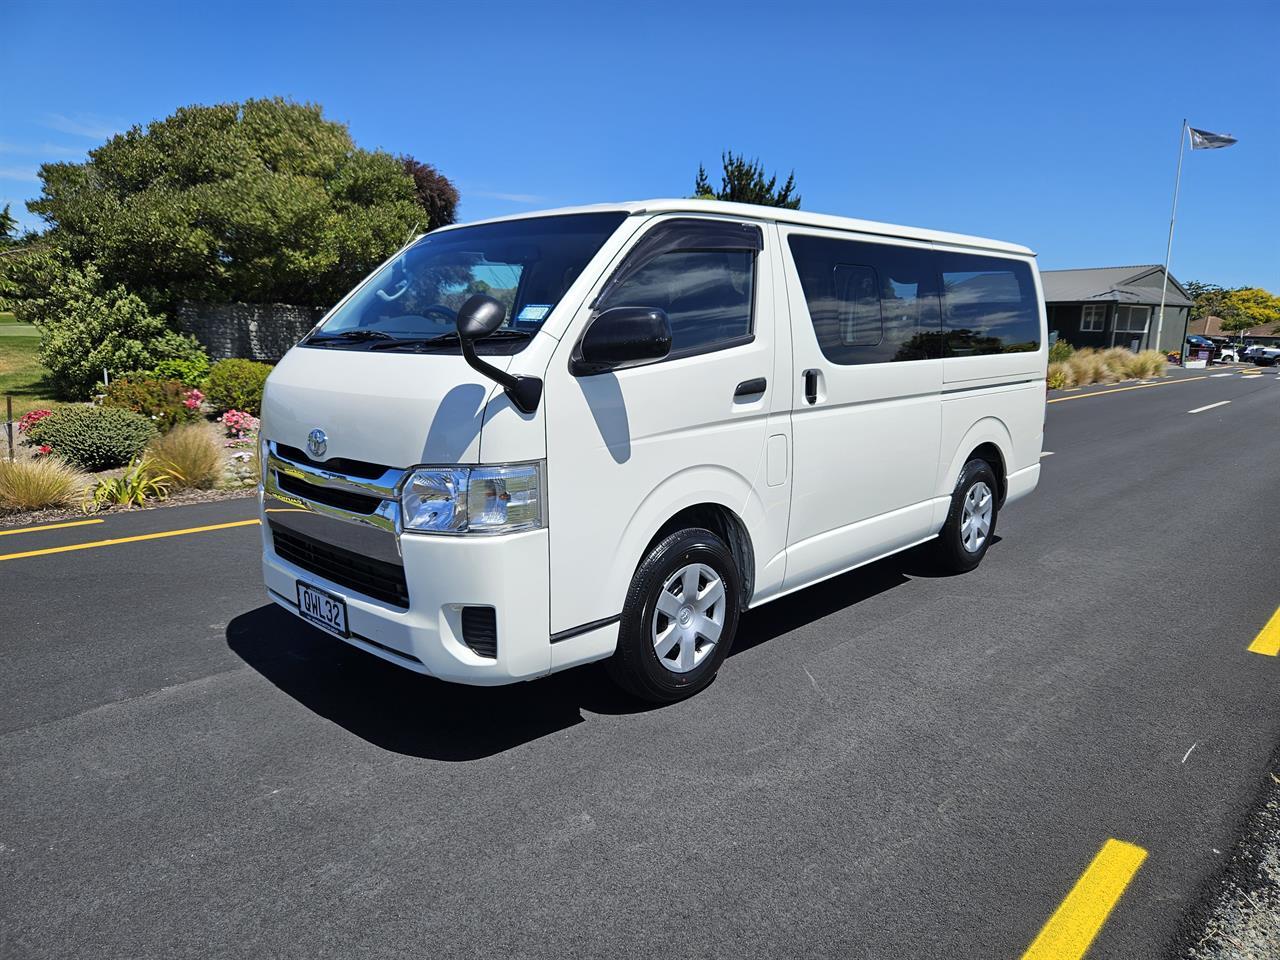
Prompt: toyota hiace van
<box><xmin>260</xmin><ymin>200</ymin><xmax>1045</xmax><ymax>702</ymax></box>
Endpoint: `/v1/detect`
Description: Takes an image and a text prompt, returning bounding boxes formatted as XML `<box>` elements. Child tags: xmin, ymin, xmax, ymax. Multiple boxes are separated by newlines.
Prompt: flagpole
<box><xmin>1156</xmin><ymin>119</ymin><xmax>1187</xmax><ymax>357</ymax></box>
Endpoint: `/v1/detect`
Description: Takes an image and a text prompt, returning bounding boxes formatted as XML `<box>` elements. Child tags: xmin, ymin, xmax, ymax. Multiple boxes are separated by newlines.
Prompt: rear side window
<box><xmin>939</xmin><ymin>253</ymin><xmax>1040</xmax><ymax>355</ymax></box>
<box><xmin>787</xmin><ymin>234</ymin><xmax>942</xmax><ymax>365</ymax></box>
<box><xmin>596</xmin><ymin>218</ymin><xmax>761</xmax><ymax>356</ymax></box>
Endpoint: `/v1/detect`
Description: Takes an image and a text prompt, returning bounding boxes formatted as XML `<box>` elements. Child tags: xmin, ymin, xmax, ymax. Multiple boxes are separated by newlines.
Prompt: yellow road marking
<box><xmin>0</xmin><ymin>518</ymin><xmax>104</xmax><ymax>537</ymax></box>
<box><xmin>1021</xmin><ymin>838</ymin><xmax>1147</xmax><ymax>960</ymax></box>
<box><xmin>0</xmin><ymin>519</ymin><xmax>260</xmax><ymax>562</ymax></box>
<box><xmin>1247</xmin><ymin>607</ymin><xmax>1280</xmax><ymax>657</ymax></box>
<box><xmin>1048</xmin><ymin>377</ymin><xmax>1206</xmax><ymax>404</ymax></box>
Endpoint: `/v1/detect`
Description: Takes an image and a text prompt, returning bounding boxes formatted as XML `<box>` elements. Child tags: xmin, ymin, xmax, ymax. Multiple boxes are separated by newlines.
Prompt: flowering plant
<box><xmin>182</xmin><ymin>388</ymin><xmax>204</xmax><ymax>411</ymax></box>
<box><xmin>36</xmin><ymin>444</ymin><xmax>53</xmax><ymax>457</ymax></box>
<box><xmin>18</xmin><ymin>409</ymin><xmax>53</xmax><ymax>433</ymax></box>
<box><xmin>219</xmin><ymin>409</ymin><xmax>260</xmax><ymax>438</ymax></box>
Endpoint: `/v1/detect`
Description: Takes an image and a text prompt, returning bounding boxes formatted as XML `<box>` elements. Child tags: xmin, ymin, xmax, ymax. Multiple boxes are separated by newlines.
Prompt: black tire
<box><xmin>606</xmin><ymin>527</ymin><xmax>742</xmax><ymax>703</ymax></box>
<box><xmin>933</xmin><ymin>459</ymin><xmax>1000</xmax><ymax>573</ymax></box>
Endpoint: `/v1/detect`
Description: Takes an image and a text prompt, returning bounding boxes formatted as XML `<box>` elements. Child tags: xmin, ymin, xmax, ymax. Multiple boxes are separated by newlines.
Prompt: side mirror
<box><xmin>572</xmin><ymin>306</ymin><xmax>673</xmax><ymax>376</ymax></box>
<box><xmin>454</xmin><ymin>294</ymin><xmax>543</xmax><ymax>415</ymax></box>
<box><xmin>455</xmin><ymin>294</ymin><xmax>506</xmax><ymax>341</ymax></box>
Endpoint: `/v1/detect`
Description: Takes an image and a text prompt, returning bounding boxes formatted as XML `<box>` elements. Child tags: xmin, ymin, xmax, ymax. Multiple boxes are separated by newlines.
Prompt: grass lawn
<box><xmin>0</xmin><ymin>311</ymin><xmax>18</xmax><ymax>323</ymax></box>
<box><xmin>0</xmin><ymin>330</ymin><xmax>60</xmax><ymax>420</ymax></box>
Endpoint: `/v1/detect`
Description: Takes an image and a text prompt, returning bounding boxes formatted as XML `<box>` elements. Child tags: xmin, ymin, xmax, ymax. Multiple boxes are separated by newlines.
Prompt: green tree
<box><xmin>1224</xmin><ymin>287</ymin><xmax>1280</xmax><ymax>335</ymax></box>
<box><xmin>21</xmin><ymin>256</ymin><xmax>205</xmax><ymax>399</ymax></box>
<box><xmin>1185</xmin><ymin>280</ymin><xmax>1243</xmax><ymax>332</ymax></box>
<box><xmin>0</xmin><ymin>204</ymin><xmax>18</xmax><ymax>247</ymax></box>
<box><xmin>693</xmin><ymin>151</ymin><xmax>801</xmax><ymax>209</ymax></box>
<box><xmin>24</xmin><ymin>98</ymin><xmax>426</xmax><ymax>311</ymax></box>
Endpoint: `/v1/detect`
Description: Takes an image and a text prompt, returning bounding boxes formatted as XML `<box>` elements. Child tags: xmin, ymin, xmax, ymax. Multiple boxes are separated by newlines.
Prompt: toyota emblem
<box><xmin>307</xmin><ymin>429</ymin><xmax>328</xmax><ymax>458</ymax></box>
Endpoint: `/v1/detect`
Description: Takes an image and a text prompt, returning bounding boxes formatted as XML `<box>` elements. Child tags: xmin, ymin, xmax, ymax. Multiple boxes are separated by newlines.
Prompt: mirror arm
<box><xmin>459</xmin><ymin>337</ymin><xmax>543</xmax><ymax>415</ymax></box>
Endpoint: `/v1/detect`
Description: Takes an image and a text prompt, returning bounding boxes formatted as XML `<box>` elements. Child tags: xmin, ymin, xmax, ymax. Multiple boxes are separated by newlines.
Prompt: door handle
<box><xmin>803</xmin><ymin>369</ymin><xmax>820</xmax><ymax>405</ymax></box>
<box><xmin>734</xmin><ymin>377</ymin><xmax>767</xmax><ymax>399</ymax></box>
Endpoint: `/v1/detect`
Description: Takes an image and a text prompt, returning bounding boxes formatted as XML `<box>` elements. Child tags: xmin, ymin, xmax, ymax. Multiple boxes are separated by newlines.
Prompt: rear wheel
<box><xmin>606</xmin><ymin>527</ymin><xmax>741</xmax><ymax>703</ymax></box>
<box><xmin>933</xmin><ymin>459</ymin><xmax>999</xmax><ymax>573</ymax></box>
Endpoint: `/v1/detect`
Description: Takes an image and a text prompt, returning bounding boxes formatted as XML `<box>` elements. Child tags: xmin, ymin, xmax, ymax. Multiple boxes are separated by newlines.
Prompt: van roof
<box><xmin>446</xmin><ymin>198</ymin><xmax>1035</xmax><ymax>257</ymax></box>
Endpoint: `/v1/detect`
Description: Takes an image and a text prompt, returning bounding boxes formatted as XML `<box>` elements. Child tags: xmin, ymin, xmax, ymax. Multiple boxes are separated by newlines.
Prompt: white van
<box><xmin>260</xmin><ymin>200</ymin><xmax>1045</xmax><ymax>702</ymax></box>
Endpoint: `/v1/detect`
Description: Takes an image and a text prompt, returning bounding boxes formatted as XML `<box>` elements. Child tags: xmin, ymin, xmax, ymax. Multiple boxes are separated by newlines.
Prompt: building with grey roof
<box><xmin>1041</xmin><ymin>265</ymin><xmax>1191</xmax><ymax>354</ymax></box>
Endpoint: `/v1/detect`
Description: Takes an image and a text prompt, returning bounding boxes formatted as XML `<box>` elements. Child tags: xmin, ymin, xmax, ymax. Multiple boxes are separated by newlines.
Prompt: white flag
<box><xmin>1189</xmin><ymin>127</ymin><xmax>1238</xmax><ymax>150</ymax></box>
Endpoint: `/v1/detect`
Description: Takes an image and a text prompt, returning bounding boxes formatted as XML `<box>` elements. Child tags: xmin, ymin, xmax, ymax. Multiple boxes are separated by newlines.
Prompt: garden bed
<box><xmin>0</xmin><ymin>484</ymin><xmax>257</xmax><ymax>528</ymax></box>
<box><xmin>1</xmin><ymin>359</ymin><xmax>271</xmax><ymax>520</ymax></box>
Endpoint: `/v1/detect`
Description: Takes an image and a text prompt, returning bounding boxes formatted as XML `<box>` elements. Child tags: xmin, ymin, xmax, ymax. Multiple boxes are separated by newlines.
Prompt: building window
<box><xmin>1114</xmin><ymin>305</ymin><xmax>1150</xmax><ymax>333</ymax></box>
<box><xmin>1081</xmin><ymin>303</ymin><xmax>1106</xmax><ymax>332</ymax></box>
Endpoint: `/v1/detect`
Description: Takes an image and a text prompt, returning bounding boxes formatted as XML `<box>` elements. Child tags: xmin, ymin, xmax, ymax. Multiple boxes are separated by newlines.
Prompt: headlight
<box><xmin>401</xmin><ymin>462</ymin><xmax>543</xmax><ymax>535</ymax></box>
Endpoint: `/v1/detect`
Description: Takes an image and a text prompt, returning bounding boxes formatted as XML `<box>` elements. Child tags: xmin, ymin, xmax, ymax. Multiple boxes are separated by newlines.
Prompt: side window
<box><xmin>833</xmin><ymin>264</ymin><xmax>882</xmax><ymax>346</ymax></box>
<box><xmin>940</xmin><ymin>253</ymin><xmax>1041</xmax><ymax>355</ymax></box>
<box><xmin>788</xmin><ymin>234</ymin><xmax>942</xmax><ymax>365</ymax></box>
<box><xmin>596</xmin><ymin>219</ymin><xmax>760</xmax><ymax>356</ymax></box>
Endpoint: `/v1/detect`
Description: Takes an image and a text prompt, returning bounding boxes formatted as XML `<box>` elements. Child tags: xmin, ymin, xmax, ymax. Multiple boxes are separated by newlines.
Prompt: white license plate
<box><xmin>296</xmin><ymin>581</ymin><xmax>349</xmax><ymax>638</ymax></box>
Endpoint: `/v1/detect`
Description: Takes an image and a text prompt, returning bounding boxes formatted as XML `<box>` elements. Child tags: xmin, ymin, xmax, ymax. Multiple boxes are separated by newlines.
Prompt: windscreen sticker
<box><xmin>517</xmin><ymin>304</ymin><xmax>552</xmax><ymax>322</ymax></box>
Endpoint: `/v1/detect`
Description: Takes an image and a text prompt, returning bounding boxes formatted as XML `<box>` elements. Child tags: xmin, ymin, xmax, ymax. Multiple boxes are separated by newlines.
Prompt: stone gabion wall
<box><xmin>177</xmin><ymin>302</ymin><xmax>327</xmax><ymax>362</ymax></box>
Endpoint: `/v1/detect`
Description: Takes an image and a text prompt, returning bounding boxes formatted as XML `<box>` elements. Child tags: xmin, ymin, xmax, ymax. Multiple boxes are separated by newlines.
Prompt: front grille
<box><xmin>270</xmin><ymin>521</ymin><xmax>410</xmax><ymax>608</ymax></box>
<box><xmin>276</xmin><ymin>471</ymin><xmax>382</xmax><ymax>515</ymax></box>
<box><xmin>274</xmin><ymin>443</ymin><xmax>389</xmax><ymax>479</ymax></box>
<box><xmin>461</xmin><ymin>606</ymin><xmax>498</xmax><ymax>658</ymax></box>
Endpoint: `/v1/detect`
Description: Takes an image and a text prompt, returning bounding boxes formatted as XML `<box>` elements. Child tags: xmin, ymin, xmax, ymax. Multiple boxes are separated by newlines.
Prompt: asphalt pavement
<box><xmin>2</xmin><ymin>367</ymin><xmax>1278</xmax><ymax>959</ymax></box>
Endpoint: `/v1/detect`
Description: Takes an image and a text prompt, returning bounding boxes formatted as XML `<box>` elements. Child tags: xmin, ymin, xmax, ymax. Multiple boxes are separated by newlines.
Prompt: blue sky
<box><xmin>2</xmin><ymin>0</ymin><xmax>1276</xmax><ymax>288</ymax></box>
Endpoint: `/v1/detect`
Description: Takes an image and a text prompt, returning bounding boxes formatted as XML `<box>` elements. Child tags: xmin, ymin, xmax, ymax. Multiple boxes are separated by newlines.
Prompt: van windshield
<box><xmin>306</xmin><ymin>212</ymin><xmax>628</xmax><ymax>352</ymax></box>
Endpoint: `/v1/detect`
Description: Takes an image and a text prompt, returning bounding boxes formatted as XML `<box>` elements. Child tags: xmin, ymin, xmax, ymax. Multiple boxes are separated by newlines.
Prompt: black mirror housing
<box><xmin>454</xmin><ymin>294</ymin><xmax>542</xmax><ymax>415</ymax></box>
<box><xmin>455</xmin><ymin>294</ymin><xmax>506</xmax><ymax>341</ymax></box>
<box><xmin>572</xmin><ymin>306</ymin><xmax>673</xmax><ymax>376</ymax></box>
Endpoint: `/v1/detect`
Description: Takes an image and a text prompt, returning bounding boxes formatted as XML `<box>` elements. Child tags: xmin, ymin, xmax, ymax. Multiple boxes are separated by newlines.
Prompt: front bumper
<box><xmin>260</xmin><ymin>496</ymin><xmax>552</xmax><ymax>686</ymax></box>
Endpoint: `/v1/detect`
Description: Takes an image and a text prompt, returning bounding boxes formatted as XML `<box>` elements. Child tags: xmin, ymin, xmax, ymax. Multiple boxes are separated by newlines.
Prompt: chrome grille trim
<box><xmin>264</xmin><ymin>440</ymin><xmax>404</xmax><ymax>537</ymax></box>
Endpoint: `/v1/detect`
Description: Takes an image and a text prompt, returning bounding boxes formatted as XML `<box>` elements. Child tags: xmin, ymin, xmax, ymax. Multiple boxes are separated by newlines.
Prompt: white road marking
<box><xmin>1188</xmin><ymin>401</ymin><xmax>1231</xmax><ymax>414</ymax></box>
<box><xmin>1040</xmin><ymin>451</ymin><xmax>1054</xmax><ymax>457</ymax></box>
<box><xmin>1210</xmin><ymin>373</ymin><xmax>1233</xmax><ymax>378</ymax></box>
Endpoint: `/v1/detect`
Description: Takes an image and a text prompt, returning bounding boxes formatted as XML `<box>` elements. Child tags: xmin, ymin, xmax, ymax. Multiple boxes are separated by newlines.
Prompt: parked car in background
<box><xmin>1215</xmin><ymin>343</ymin><xmax>1239</xmax><ymax>363</ymax></box>
<box><xmin>258</xmin><ymin>199</ymin><xmax>1047</xmax><ymax>703</ymax></box>
<box><xmin>1186</xmin><ymin>335</ymin><xmax>1216</xmax><ymax>364</ymax></box>
<box><xmin>1248</xmin><ymin>346</ymin><xmax>1280</xmax><ymax>366</ymax></box>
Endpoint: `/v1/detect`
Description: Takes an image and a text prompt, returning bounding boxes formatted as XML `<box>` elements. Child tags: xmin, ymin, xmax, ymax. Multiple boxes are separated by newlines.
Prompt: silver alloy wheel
<box><xmin>960</xmin><ymin>480</ymin><xmax>994</xmax><ymax>553</ymax></box>
<box><xmin>652</xmin><ymin>562</ymin><xmax>726</xmax><ymax>674</ymax></box>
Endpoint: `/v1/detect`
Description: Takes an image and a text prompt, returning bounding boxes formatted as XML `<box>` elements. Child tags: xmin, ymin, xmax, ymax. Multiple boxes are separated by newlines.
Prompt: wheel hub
<box><xmin>652</xmin><ymin>562</ymin><xmax>725</xmax><ymax>674</ymax></box>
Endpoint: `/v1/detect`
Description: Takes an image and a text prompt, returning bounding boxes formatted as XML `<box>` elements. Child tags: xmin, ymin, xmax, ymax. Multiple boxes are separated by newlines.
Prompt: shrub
<box><xmin>17</xmin><ymin>409</ymin><xmax>53</xmax><ymax>433</ymax></box>
<box><xmin>24</xmin><ymin>262</ymin><xmax>208</xmax><ymax>400</ymax></box>
<box><xmin>1048</xmin><ymin>339</ymin><xmax>1075</xmax><ymax>364</ymax></box>
<box><xmin>220</xmin><ymin>409</ymin><xmax>260</xmax><ymax>438</ymax></box>
<box><xmin>1065</xmin><ymin>349</ymin><xmax>1111</xmax><ymax>386</ymax></box>
<box><xmin>1127</xmin><ymin>350</ymin><xmax>1168</xmax><ymax>379</ymax></box>
<box><xmin>148</xmin><ymin>423</ymin><xmax>222</xmax><ymax>490</ymax></box>
<box><xmin>1046</xmin><ymin>362</ymin><xmax>1073</xmax><ymax>390</ymax></box>
<box><xmin>102</xmin><ymin>378</ymin><xmax>200</xmax><ymax>432</ymax></box>
<box><xmin>23</xmin><ymin>405</ymin><xmax>158</xmax><ymax>471</ymax></box>
<box><xmin>86</xmin><ymin>457</ymin><xmax>172</xmax><ymax>510</ymax></box>
<box><xmin>206</xmin><ymin>359</ymin><xmax>272</xmax><ymax>415</ymax></box>
<box><xmin>0</xmin><ymin>457</ymin><xmax>87</xmax><ymax>511</ymax></box>
<box><xmin>1058</xmin><ymin>347</ymin><xmax>1169</xmax><ymax>387</ymax></box>
<box><xmin>147</xmin><ymin>351</ymin><xmax>211</xmax><ymax>387</ymax></box>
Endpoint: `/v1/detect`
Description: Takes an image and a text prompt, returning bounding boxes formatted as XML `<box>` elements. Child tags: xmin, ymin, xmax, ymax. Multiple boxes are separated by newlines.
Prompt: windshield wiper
<box><xmin>305</xmin><ymin>329</ymin><xmax>397</xmax><ymax>346</ymax></box>
<box><xmin>367</xmin><ymin>329</ymin><xmax>534</xmax><ymax>351</ymax></box>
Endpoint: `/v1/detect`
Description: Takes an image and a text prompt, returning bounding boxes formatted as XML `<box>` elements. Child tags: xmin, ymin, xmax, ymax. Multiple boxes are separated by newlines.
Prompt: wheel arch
<box><xmin>600</xmin><ymin>466</ymin><xmax>759</xmax><ymax>625</ymax></box>
<box><xmin>942</xmin><ymin>417</ymin><xmax>1013</xmax><ymax>505</ymax></box>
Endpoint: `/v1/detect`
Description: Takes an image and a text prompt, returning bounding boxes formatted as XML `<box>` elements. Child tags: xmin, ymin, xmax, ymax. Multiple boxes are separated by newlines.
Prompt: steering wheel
<box><xmin>419</xmin><ymin>304</ymin><xmax>458</xmax><ymax>323</ymax></box>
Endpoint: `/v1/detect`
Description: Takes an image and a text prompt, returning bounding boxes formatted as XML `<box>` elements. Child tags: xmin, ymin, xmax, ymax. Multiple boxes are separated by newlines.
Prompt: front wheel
<box><xmin>606</xmin><ymin>527</ymin><xmax>742</xmax><ymax>703</ymax></box>
<box><xmin>933</xmin><ymin>459</ymin><xmax>999</xmax><ymax>573</ymax></box>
